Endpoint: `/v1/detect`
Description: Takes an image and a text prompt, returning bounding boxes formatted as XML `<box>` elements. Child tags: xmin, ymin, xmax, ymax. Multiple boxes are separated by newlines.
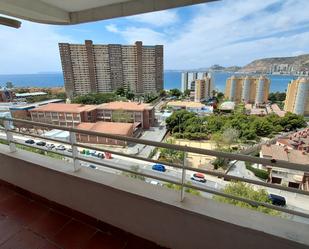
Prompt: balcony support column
<box><xmin>4</xmin><ymin>120</ymin><xmax>16</xmax><ymax>153</ymax></box>
<box><xmin>70</xmin><ymin>131</ymin><xmax>80</xmax><ymax>171</ymax></box>
<box><xmin>180</xmin><ymin>150</ymin><xmax>186</xmax><ymax>202</ymax></box>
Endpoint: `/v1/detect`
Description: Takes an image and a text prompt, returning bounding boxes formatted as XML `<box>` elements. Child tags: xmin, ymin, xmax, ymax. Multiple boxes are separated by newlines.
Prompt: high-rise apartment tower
<box><xmin>181</xmin><ymin>72</ymin><xmax>208</xmax><ymax>92</ymax></box>
<box><xmin>194</xmin><ymin>74</ymin><xmax>214</xmax><ymax>102</ymax></box>
<box><xmin>59</xmin><ymin>40</ymin><xmax>163</xmax><ymax>98</ymax></box>
<box><xmin>284</xmin><ymin>77</ymin><xmax>309</xmax><ymax>115</ymax></box>
<box><xmin>225</xmin><ymin>75</ymin><xmax>270</xmax><ymax>105</ymax></box>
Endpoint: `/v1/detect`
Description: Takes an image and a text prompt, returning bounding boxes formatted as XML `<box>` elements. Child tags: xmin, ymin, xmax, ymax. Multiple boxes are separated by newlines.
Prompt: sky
<box><xmin>0</xmin><ymin>0</ymin><xmax>309</xmax><ymax>74</ymax></box>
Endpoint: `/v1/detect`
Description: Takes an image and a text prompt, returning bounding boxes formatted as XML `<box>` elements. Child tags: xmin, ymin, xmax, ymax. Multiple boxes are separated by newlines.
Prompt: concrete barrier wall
<box><xmin>0</xmin><ymin>145</ymin><xmax>308</xmax><ymax>249</ymax></box>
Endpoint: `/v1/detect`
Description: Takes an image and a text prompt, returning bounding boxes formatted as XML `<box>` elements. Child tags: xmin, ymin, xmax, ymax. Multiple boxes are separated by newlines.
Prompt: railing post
<box><xmin>4</xmin><ymin>120</ymin><xmax>16</xmax><ymax>153</ymax></box>
<box><xmin>69</xmin><ymin>131</ymin><xmax>80</xmax><ymax>172</ymax></box>
<box><xmin>180</xmin><ymin>150</ymin><xmax>186</xmax><ymax>202</ymax></box>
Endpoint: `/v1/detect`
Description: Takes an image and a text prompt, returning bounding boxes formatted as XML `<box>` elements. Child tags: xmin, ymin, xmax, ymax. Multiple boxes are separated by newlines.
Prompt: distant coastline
<box><xmin>0</xmin><ymin>71</ymin><xmax>295</xmax><ymax>93</ymax></box>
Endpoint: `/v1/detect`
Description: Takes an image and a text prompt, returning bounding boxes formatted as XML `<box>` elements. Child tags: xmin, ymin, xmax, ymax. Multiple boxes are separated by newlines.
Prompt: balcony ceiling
<box><xmin>0</xmin><ymin>0</ymin><xmax>216</xmax><ymax>25</ymax></box>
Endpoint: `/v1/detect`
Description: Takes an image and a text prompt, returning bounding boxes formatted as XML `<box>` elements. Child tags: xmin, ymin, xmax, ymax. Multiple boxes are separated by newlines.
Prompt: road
<box><xmin>228</xmin><ymin>161</ymin><xmax>262</xmax><ymax>181</ymax></box>
<box><xmin>127</xmin><ymin>125</ymin><xmax>167</xmax><ymax>157</ymax></box>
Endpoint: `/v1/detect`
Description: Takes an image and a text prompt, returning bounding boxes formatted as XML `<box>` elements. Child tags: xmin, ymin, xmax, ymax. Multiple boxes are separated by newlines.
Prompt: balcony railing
<box><xmin>0</xmin><ymin>117</ymin><xmax>309</xmax><ymax>220</ymax></box>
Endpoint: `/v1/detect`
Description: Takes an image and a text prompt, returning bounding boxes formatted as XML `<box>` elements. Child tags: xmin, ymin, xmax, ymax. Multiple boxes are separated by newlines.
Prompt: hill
<box><xmin>239</xmin><ymin>54</ymin><xmax>309</xmax><ymax>74</ymax></box>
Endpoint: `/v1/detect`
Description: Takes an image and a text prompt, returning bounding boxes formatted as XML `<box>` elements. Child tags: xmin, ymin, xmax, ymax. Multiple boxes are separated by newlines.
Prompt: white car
<box><xmin>56</xmin><ymin>145</ymin><xmax>66</xmax><ymax>151</ymax></box>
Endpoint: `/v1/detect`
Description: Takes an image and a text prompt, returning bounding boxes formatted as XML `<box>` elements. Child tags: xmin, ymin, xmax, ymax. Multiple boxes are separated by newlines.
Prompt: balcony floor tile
<box><xmin>0</xmin><ymin>182</ymin><xmax>168</xmax><ymax>249</ymax></box>
<box><xmin>83</xmin><ymin>232</ymin><xmax>126</xmax><ymax>249</ymax></box>
<box><xmin>53</xmin><ymin>219</ymin><xmax>97</xmax><ymax>249</ymax></box>
<box><xmin>29</xmin><ymin>210</ymin><xmax>72</xmax><ymax>240</ymax></box>
<box><xmin>0</xmin><ymin>215</ymin><xmax>22</xmax><ymax>245</ymax></box>
<box><xmin>0</xmin><ymin>228</ymin><xmax>46</xmax><ymax>249</ymax></box>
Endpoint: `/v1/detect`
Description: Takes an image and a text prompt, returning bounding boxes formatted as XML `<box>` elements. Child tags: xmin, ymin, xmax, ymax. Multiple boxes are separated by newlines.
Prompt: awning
<box><xmin>0</xmin><ymin>0</ymin><xmax>216</xmax><ymax>25</ymax></box>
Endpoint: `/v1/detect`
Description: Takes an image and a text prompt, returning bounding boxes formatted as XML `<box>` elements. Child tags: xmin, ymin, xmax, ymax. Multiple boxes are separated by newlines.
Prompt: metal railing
<box><xmin>0</xmin><ymin>117</ymin><xmax>309</xmax><ymax>219</ymax></box>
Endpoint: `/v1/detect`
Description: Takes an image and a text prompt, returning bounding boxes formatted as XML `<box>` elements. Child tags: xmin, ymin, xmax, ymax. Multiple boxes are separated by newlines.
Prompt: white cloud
<box><xmin>126</xmin><ymin>10</ymin><xmax>179</xmax><ymax>27</ymax></box>
<box><xmin>105</xmin><ymin>24</ymin><xmax>119</xmax><ymax>33</ymax></box>
<box><xmin>1</xmin><ymin>0</ymin><xmax>309</xmax><ymax>73</ymax></box>
<box><xmin>0</xmin><ymin>20</ymin><xmax>74</xmax><ymax>74</ymax></box>
<box><xmin>107</xmin><ymin>0</ymin><xmax>309</xmax><ymax>69</ymax></box>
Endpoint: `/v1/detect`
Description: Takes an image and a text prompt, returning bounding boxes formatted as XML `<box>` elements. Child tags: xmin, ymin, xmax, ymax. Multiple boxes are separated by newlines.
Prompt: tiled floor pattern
<box><xmin>0</xmin><ymin>183</ymin><xmax>167</xmax><ymax>249</ymax></box>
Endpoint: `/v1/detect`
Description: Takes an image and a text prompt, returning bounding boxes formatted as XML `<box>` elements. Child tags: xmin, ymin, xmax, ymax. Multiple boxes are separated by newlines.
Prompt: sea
<box><xmin>0</xmin><ymin>71</ymin><xmax>297</xmax><ymax>93</ymax></box>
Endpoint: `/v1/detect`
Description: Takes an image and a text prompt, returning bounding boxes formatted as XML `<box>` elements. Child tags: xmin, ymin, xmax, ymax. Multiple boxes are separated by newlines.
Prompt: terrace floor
<box><xmin>0</xmin><ymin>181</ymin><xmax>167</xmax><ymax>249</ymax></box>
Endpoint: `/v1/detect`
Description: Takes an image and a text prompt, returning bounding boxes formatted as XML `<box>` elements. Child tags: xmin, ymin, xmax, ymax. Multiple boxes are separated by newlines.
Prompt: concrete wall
<box><xmin>0</xmin><ymin>145</ymin><xmax>308</xmax><ymax>249</ymax></box>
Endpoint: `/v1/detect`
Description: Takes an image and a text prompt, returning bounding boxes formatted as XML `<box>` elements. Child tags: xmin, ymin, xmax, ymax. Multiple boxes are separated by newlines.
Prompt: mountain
<box><xmin>199</xmin><ymin>65</ymin><xmax>241</xmax><ymax>72</ymax></box>
<box><xmin>224</xmin><ymin>66</ymin><xmax>242</xmax><ymax>72</ymax></box>
<box><xmin>239</xmin><ymin>54</ymin><xmax>309</xmax><ymax>74</ymax></box>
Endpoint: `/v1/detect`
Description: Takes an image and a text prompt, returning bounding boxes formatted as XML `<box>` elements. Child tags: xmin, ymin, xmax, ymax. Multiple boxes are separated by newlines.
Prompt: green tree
<box><xmin>183</xmin><ymin>89</ymin><xmax>191</xmax><ymax>97</ymax></box>
<box><xmin>252</xmin><ymin>119</ymin><xmax>273</xmax><ymax>137</ymax></box>
<box><xmin>169</xmin><ymin>88</ymin><xmax>182</xmax><ymax>97</ymax></box>
<box><xmin>214</xmin><ymin>182</ymin><xmax>280</xmax><ymax>216</ymax></box>
<box><xmin>222</xmin><ymin>128</ymin><xmax>239</xmax><ymax>146</ymax></box>
<box><xmin>6</xmin><ymin>82</ymin><xmax>14</xmax><ymax>89</ymax></box>
<box><xmin>159</xmin><ymin>138</ymin><xmax>184</xmax><ymax>163</ymax></box>
<box><xmin>217</xmin><ymin>92</ymin><xmax>224</xmax><ymax>101</ymax></box>
<box><xmin>115</xmin><ymin>87</ymin><xmax>125</xmax><ymax>96</ymax></box>
<box><xmin>72</xmin><ymin>93</ymin><xmax>118</xmax><ymax>104</ymax></box>
<box><xmin>159</xmin><ymin>89</ymin><xmax>167</xmax><ymax>97</ymax></box>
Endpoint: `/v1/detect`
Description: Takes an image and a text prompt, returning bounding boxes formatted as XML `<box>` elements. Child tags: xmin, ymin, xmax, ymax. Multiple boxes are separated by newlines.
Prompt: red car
<box><xmin>191</xmin><ymin>173</ymin><xmax>206</xmax><ymax>183</ymax></box>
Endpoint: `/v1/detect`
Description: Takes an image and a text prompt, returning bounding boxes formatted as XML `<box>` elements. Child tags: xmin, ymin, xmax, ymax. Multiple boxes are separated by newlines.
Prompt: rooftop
<box><xmin>77</xmin><ymin>122</ymin><xmax>133</xmax><ymax>136</ymax></box>
<box><xmin>261</xmin><ymin>144</ymin><xmax>309</xmax><ymax>165</ymax></box>
<box><xmin>98</xmin><ymin>102</ymin><xmax>153</xmax><ymax>111</ymax></box>
<box><xmin>219</xmin><ymin>101</ymin><xmax>235</xmax><ymax>110</ymax></box>
<box><xmin>30</xmin><ymin>103</ymin><xmax>97</xmax><ymax>113</ymax></box>
<box><xmin>250</xmin><ymin>108</ymin><xmax>266</xmax><ymax>116</ymax></box>
<box><xmin>15</xmin><ymin>92</ymin><xmax>47</xmax><ymax>98</ymax></box>
<box><xmin>167</xmin><ymin>101</ymin><xmax>205</xmax><ymax>108</ymax></box>
<box><xmin>277</xmin><ymin>128</ymin><xmax>309</xmax><ymax>149</ymax></box>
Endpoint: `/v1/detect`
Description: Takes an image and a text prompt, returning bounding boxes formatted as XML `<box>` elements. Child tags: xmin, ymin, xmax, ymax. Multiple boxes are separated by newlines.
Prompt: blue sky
<box><xmin>0</xmin><ymin>0</ymin><xmax>309</xmax><ymax>74</ymax></box>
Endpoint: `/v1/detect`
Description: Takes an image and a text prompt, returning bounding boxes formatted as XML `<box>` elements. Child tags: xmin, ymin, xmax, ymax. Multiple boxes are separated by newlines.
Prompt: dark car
<box><xmin>269</xmin><ymin>194</ymin><xmax>286</xmax><ymax>206</ymax></box>
<box><xmin>97</xmin><ymin>153</ymin><xmax>105</xmax><ymax>159</ymax></box>
<box><xmin>152</xmin><ymin>164</ymin><xmax>166</xmax><ymax>172</ymax></box>
<box><xmin>25</xmin><ymin>139</ymin><xmax>35</xmax><ymax>144</ymax></box>
<box><xmin>36</xmin><ymin>141</ymin><xmax>46</xmax><ymax>146</ymax></box>
<box><xmin>191</xmin><ymin>173</ymin><xmax>206</xmax><ymax>183</ymax></box>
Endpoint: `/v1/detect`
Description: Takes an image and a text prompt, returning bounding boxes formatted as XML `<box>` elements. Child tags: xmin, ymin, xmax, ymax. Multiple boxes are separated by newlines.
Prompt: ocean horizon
<box><xmin>0</xmin><ymin>71</ymin><xmax>296</xmax><ymax>93</ymax></box>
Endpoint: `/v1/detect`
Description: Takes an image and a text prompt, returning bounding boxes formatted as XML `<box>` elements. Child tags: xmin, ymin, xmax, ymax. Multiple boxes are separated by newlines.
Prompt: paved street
<box><xmin>127</xmin><ymin>125</ymin><xmax>167</xmax><ymax>157</ymax></box>
<box><xmin>228</xmin><ymin>160</ymin><xmax>262</xmax><ymax>181</ymax></box>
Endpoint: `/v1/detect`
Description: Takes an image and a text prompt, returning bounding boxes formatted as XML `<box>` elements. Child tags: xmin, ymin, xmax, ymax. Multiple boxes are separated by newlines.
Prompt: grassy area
<box><xmin>245</xmin><ymin>161</ymin><xmax>269</xmax><ymax>180</ymax></box>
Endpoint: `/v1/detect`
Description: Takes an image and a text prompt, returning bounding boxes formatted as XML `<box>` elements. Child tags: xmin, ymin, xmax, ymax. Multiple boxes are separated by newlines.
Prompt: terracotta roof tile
<box><xmin>98</xmin><ymin>101</ymin><xmax>153</xmax><ymax>111</ymax></box>
<box><xmin>76</xmin><ymin>122</ymin><xmax>133</xmax><ymax>136</ymax></box>
<box><xmin>30</xmin><ymin>103</ymin><xmax>97</xmax><ymax>113</ymax></box>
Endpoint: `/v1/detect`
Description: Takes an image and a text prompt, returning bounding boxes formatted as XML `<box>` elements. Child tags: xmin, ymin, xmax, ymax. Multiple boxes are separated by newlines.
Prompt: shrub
<box><xmin>245</xmin><ymin>162</ymin><xmax>269</xmax><ymax>180</ymax></box>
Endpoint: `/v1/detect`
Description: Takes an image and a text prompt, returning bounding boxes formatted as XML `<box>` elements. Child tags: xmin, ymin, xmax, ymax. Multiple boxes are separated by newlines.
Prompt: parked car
<box><xmin>46</xmin><ymin>144</ymin><xmax>55</xmax><ymax>149</ymax></box>
<box><xmin>36</xmin><ymin>141</ymin><xmax>46</xmax><ymax>146</ymax></box>
<box><xmin>152</xmin><ymin>164</ymin><xmax>166</xmax><ymax>172</ymax></box>
<box><xmin>56</xmin><ymin>145</ymin><xmax>66</xmax><ymax>151</ymax></box>
<box><xmin>97</xmin><ymin>153</ymin><xmax>105</xmax><ymax>159</ymax></box>
<box><xmin>67</xmin><ymin>148</ymin><xmax>73</xmax><ymax>153</ymax></box>
<box><xmin>268</xmin><ymin>194</ymin><xmax>286</xmax><ymax>206</ymax></box>
<box><xmin>25</xmin><ymin>139</ymin><xmax>35</xmax><ymax>144</ymax></box>
<box><xmin>90</xmin><ymin>150</ymin><xmax>97</xmax><ymax>157</ymax></box>
<box><xmin>191</xmin><ymin>173</ymin><xmax>206</xmax><ymax>183</ymax></box>
<box><xmin>88</xmin><ymin>165</ymin><xmax>97</xmax><ymax>169</ymax></box>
